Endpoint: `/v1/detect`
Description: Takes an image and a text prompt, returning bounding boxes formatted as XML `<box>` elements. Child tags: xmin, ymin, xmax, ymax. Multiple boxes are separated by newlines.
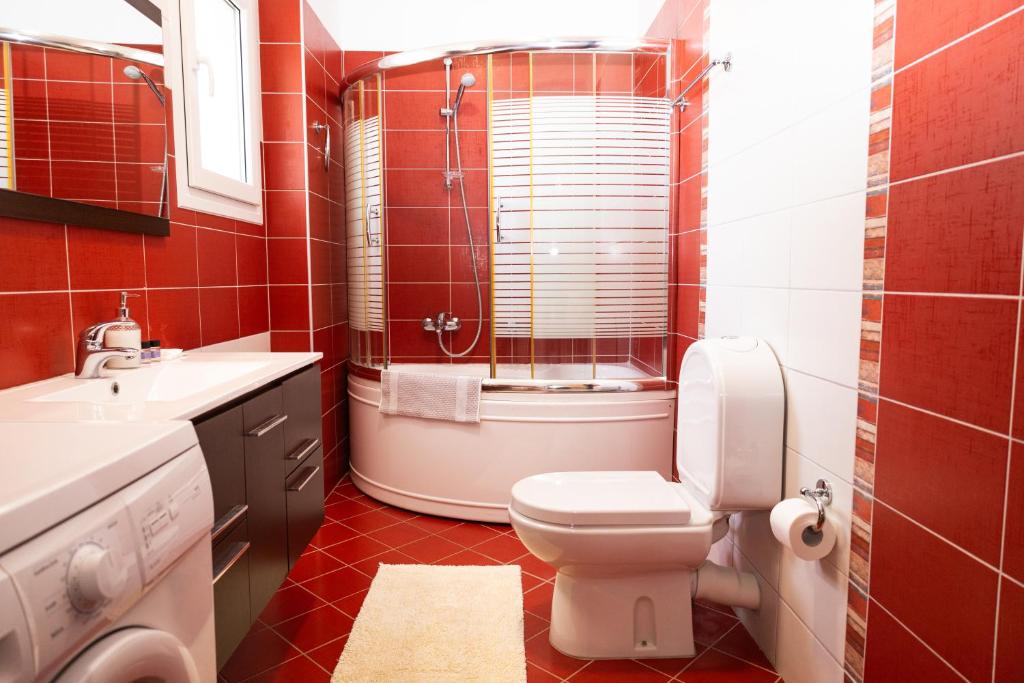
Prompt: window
<box><xmin>164</xmin><ymin>0</ymin><xmax>262</xmax><ymax>222</ymax></box>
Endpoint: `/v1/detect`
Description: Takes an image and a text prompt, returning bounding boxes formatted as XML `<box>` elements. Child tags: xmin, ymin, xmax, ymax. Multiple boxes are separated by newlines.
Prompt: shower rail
<box><xmin>0</xmin><ymin>27</ymin><xmax>163</xmax><ymax>66</ymax></box>
<box><xmin>340</xmin><ymin>36</ymin><xmax>670</xmax><ymax>92</ymax></box>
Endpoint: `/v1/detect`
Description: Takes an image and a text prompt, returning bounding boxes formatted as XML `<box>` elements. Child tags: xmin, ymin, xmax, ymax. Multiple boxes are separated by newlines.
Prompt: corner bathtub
<box><xmin>348</xmin><ymin>363</ymin><xmax>676</xmax><ymax>522</ymax></box>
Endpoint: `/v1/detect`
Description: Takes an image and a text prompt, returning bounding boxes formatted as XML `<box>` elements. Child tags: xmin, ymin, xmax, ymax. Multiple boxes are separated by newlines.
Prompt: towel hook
<box><xmin>799</xmin><ymin>479</ymin><xmax>833</xmax><ymax>532</ymax></box>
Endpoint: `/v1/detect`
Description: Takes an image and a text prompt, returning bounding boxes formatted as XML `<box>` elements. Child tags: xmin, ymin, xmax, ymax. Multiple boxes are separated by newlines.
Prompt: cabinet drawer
<box><xmin>242</xmin><ymin>386</ymin><xmax>289</xmax><ymax>620</ymax></box>
<box><xmin>282</xmin><ymin>365</ymin><xmax>323</xmax><ymax>476</ymax></box>
<box><xmin>285</xmin><ymin>447</ymin><xmax>325</xmax><ymax>569</ymax></box>
<box><xmin>194</xmin><ymin>405</ymin><xmax>246</xmax><ymax>524</ymax></box>
<box><xmin>212</xmin><ymin>522</ymin><xmax>251</xmax><ymax>670</ymax></box>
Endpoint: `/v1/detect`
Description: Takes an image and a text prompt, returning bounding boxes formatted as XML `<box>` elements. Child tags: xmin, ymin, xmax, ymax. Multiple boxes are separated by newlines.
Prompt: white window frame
<box><xmin>163</xmin><ymin>0</ymin><xmax>263</xmax><ymax>223</ymax></box>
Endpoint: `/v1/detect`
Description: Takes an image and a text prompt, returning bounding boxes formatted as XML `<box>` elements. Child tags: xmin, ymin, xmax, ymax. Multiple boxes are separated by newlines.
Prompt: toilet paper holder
<box><xmin>799</xmin><ymin>479</ymin><xmax>833</xmax><ymax>531</ymax></box>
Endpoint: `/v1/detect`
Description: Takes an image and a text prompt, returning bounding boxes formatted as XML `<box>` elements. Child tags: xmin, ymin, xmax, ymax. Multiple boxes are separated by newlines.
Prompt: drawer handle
<box><xmin>287</xmin><ymin>465</ymin><xmax>321</xmax><ymax>493</ymax></box>
<box><xmin>211</xmin><ymin>504</ymin><xmax>248</xmax><ymax>544</ymax></box>
<box><xmin>212</xmin><ymin>541</ymin><xmax>250</xmax><ymax>585</ymax></box>
<box><xmin>246</xmin><ymin>413</ymin><xmax>288</xmax><ymax>437</ymax></box>
<box><xmin>286</xmin><ymin>438</ymin><xmax>321</xmax><ymax>462</ymax></box>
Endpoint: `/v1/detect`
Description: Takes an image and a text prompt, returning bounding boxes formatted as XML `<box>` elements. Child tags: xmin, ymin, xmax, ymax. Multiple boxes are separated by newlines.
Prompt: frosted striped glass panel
<box><xmin>0</xmin><ymin>44</ymin><xmax>11</xmax><ymax>190</ymax></box>
<box><xmin>345</xmin><ymin>113</ymin><xmax>384</xmax><ymax>333</ymax></box>
<box><xmin>492</xmin><ymin>95</ymin><xmax>670</xmax><ymax>339</ymax></box>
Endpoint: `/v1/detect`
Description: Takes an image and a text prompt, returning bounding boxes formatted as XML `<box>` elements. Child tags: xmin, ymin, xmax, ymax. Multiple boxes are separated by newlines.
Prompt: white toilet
<box><xmin>509</xmin><ymin>337</ymin><xmax>784</xmax><ymax>660</ymax></box>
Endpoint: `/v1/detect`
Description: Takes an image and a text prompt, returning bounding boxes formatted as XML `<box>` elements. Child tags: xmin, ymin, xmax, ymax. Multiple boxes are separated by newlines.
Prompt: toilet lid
<box><xmin>510</xmin><ymin>471</ymin><xmax>691</xmax><ymax>526</ymax></box>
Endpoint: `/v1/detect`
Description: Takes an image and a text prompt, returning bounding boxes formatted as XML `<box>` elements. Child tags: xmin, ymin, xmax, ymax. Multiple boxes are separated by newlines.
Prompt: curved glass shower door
<box><xmin>343</xmin><ymin>44</ymin><xmax>671</xmax><ymax>383</ymax></box>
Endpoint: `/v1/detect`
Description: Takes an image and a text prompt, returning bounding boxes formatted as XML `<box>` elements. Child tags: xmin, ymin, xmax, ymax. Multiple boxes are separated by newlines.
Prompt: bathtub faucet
<box><xmin>422</xmin><ymin>312</ymin><xmax>462</xmax><ymax>333</ymax></box>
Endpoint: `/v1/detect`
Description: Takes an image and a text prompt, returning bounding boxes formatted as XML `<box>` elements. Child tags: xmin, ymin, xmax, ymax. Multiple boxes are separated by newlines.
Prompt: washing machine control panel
<box><xmin>0</xmin><ymin>446</ymin><xmax>212</xmax><ymax>680</ymax></box>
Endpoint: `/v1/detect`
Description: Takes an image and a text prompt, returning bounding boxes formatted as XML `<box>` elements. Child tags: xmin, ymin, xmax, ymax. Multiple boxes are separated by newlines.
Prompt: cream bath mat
<box><xmin>333</xmin><ymin>564</ymin><xmax>526</xmax><ymax>683</ymax></box>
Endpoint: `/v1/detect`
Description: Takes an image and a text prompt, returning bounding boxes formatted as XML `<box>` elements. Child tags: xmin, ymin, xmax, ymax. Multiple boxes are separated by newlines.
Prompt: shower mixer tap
<box><xmin>422</xmin><ymin>312</ymin><xmax>462</xmax><ymax>333</ymax></box>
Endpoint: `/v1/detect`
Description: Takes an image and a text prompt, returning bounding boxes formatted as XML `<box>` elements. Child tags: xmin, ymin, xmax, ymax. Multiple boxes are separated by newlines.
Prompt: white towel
<box><xmin>379</xmin><ymin>370</ymin><xmax>482</xmax><ymax>423</ymax></box>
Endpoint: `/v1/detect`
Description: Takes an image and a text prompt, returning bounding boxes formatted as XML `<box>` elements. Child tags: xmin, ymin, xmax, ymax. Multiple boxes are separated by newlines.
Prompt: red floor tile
<box><xmin>285</xmin><ymin>550</ymin><xmax>345</xmax><ymax>584</ymax></box>
<box><xmin>257</xmin><ymin>584</ymin><xmax>327</xmax><ymax>626</ymax></box>
<box><xmin>308</xmin><ymin>522</ymin><xmax>361</xmax><ymax>549</ymax></box>
<box><xmin>271</xmin><ymin>605</ymin><xmax>355</xmax><ymax>652</ymax></box>
<box><xmin>219</xmin><ymin>475</ymin><xmax>778</xmax><ymax>681</ymax></box>
<box><xmin>343</xmin><ymin>509</ymin><xmax>405</xmax><ymax>534</ymax></box>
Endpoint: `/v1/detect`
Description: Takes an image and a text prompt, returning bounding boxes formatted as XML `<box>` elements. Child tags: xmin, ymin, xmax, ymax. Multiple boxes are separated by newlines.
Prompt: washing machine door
<box><xmin>53</xmin><ymin>628</ymin><xmax>200</xmax><ymax>683</ymax></box>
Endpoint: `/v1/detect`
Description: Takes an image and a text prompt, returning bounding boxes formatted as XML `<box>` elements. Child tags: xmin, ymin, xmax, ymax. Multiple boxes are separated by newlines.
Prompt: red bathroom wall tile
<box><xmin>309</xmin><ymin>240</ymin><xmax>331</xmax><ymax>285</ymax></box>
<box><xmin>379</xmin><ymin>59</ymin><xmax>444</xmax><ymax>91</ymax></box>
<box><xmin>10</xmin><ymin>44</ymin><xmax>45</xmax><ymax>79</ymax></box>
<box><xmin>196</xmin><ymin>228</ymin><xmax>237</xmax><ymax>287</ymax></box>
<box><xmin>115</xmin><ymin>163</ymin><xmax>163</xmax><ymax>206</ymax></box>
<box><xmin>271</xmin><ymin>330</ymin><xmax>310</xmax><ymax>352</ymax></box>
<box><xmin>387</xmin><ymin>283</ymin><xmax>449</xmax><ymax>320</ymax></box>
<box><xmin>44</xmin><ymin>50</ymin><xmax>110</xmax><ymax>82</ymax></box>
<box><xmin>311</xmin><ymin>283</ymin><xmax>331</xmax><ymax>330</ymax></box>
<box><xmin>1004</xmin><ymin>443</ymin><xmax>1024</xmax><ymax>583</ymax></box>
<box><xmin>113</xmin><ymin>123</ymin><xmax>165</xmax><ymax>164</ymax></box>
<box><xmin>893</xmin><ymin>0</ymin><xmax>1021</xmax><ymax>69</ymax></box>
<box><xmin>343</xmin><ymin>51</ymin><xmax>385</xmax><ymax>82</ymax></box>
<box><xmin>260</xmin><ymin>44</ymin><xmax>304</xmax><ymax>93</ymax></box>
<box><xmin>12</xmin><ymin>118</ymin><xmax>50</xmax><ymax>159</ymax></box>
<box><xmin>878</xmin><ymin>294</ymin><xmax>1016</xmax><ymax>433</ymax></box>
<box><xmin>46</xmin><ymin>81</ymin><xmax>112</xmax><ymax>123</ymax></box>
<box><xmin>70</xmin><ymin>289</ymin><xmax>147</xmax><ymax>340</ymax></box>
<box><xmin>0</xmin><ymin>293</ymin><xmax>74</xmax><ymax>389</ymax></box>
<box><xmin>11</xmin><ymin>79</ymin><xmax>47</xmax><ymax>120</ymax></box>
<box><xmin>258</xmin><ymin>0</ymin><xmax>301</xmax><ymax>42</ymax></box>
<box><xmin>305</xmin><ymin>141</ymin><xmax>329</xmax><ymax>199</ymax></box>
<box><xmin>384</xmin><ymin>170</ymin><xmax>450</xmax><ymax>208</ymax></box>
<box><xmin>304</xmin><ymin>49</ymin><xmax>327</xmax><ymax>113</ymax></box>
<box><xmin>238</xmin><ymin>286</ymin><xmax>270</xmax><ymax>337</ymax></box>
<box><xmin>675</xmin><ymin>229</ymin><xmax>701</xmax><ymax>285</ymax></box>
<box><xmin>594</xmin><ymin>53</ymin><xmax>633</xmax><ymax>93</ymax></box>
<box><xmin>890</xmin><ymin>11</ymin><xmax>1024</xmax><ymax>181</ymax></box>
<box><xmin>384</xmin><ymin>130</ymin><xmax>446</xmax><ymax>170</ymax></box>
<box><xmin>263</xmin><ymin>143</ymin><xmax>307</xmax><ymax>190</ymax></box>
<box><xmin>10</xmin><ymin>159</ymin><xmax>50</xmax><ymax>195</ymax></box>
<box><xmin>573</xmin><ymin>53</ymin><xmax>595</xmax><ymax>94</ymax></box>
<box><xmin>995</xmin><ymin>578</ymin><xmax>1024</xmax><ymax>682</ymax></box>
<box><xmin>269</xmin><ymin>285</ymin><xmax>310</xmax><ymax>330</ymax></box>
<box><xmin>874</xmin><ymin>400</ymin><xmax>1008</xmax><ymax>564</ymax></box>
<box><xmin>262</xmin><ymin>93</ymin><xmax>305</xmax><ymax>142</ymax></box>
<box><xmin>530</xmin><ymin>53</ymin><xmax>574</xmax><ymax>92</ymax></box>
<box><xmin>51</xmin><ymin>161</ymin><xmax>117</xmax><ymax>202</ymax></box>
<box><xmin>677</xmin><ymin>176</ymin><xmax>703</xmax><ymax>232</ymax></box>
<box><xmin>144</xmin><ymin>225</ymin><xmax>198</xmax><ymax>288</ymax></box>
<box><xmin>199</xmin><ymin>287</ymin><xmax>240</xmax><ymax>345</ymax></box>
<box><xmin>112</xmin><ymin>83</ymin><xmax>164</xmax><ymax>125</ymax></box>
<box><xmin>236</xmin><ymin>235</ymin><xmax>268</xmax><ymax>287</ymax></box>
<box><xmin>268</xmin><ymin>238</ymin><xmax>309</xmax><ymax>285</ymax></box>
<box><xmin>387</xmin><ymin>321</ymin><xmax>449</xmax><ymax>359</ymax></box>
<box><xmin>449</xmin><ymin>244</ymin><xmax>487</xmax><ymax>283</ymax></box>
<box><xmin>674</xmin><ymin>0</ymin><xmax>707</xmax><ymax>78</ymax></box>
<box><xmin>862</xmin><ymin>605</ymin><xmax>963</xmax><ymax>683</ymax></box>
<box><xmin>313</xmin><ymin>324</ymin><xmax>334</xmax><ymax>370</ymax></box>
<box><xmin>145</xmin><ymin>288</ymin><xmax>201</xmax><ymax>350</ymax></box>
<box><xmin>870</xmin><ymin>503</ymin><xmax>998</xmax><ymax>681</ymax></box>
<box><xmin>47</xmin><ymin>121</ymin><xmax>115</xmax><ymax>162</ymax></box>
<box><xmin>675</xmin><ymin>284</ymin><xmax>700</xmax><ymax>339</ymax></box>
<box><xmin>67</xmin><ymin>227</ymin><xmax>145</xmax><ymax>290</ymax></box>
<box><xmin>0</xmin><ymin>218</ymin><xmax>68</xmax><ymax>291</ymax></box>
<box><xmin>383</xmin><ymin>91</ymin><xmax>449</xmax><ymax>131</ymax></box>
<box><xmin>447</xmin><ymin>130</ymin><xmax>487</xmax><ymax>170</ymax></box>
<box><xmin>308</xmin><ymin>193</ymin><xmax>329</xmax><ymax>241</ymax></box>
<box><xmin>386</xmin><ymin>245</ymin><xmax>449</xmax><ymax>283</ymax></box>
<box><xmin>449</xmin><ymin>207</ymin><xmax>488</xmax><ymax>246</ymax></box>
<box><xmin>265</xmin><ymin>190</ymin><xmax>308</xmax><ymax>237</ymax></box>
<box><xmin>885</xmin><ymin>156</ymin><xmax>1024</xmax><ymax>295</ymax></box>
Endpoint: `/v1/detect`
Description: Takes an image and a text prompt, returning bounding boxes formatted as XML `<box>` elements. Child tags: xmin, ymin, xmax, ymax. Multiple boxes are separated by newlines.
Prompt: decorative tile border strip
<box><xmin>845</xmin><ymin>0</ymin><xmax>895</xmax><ymax>680</ymax></box>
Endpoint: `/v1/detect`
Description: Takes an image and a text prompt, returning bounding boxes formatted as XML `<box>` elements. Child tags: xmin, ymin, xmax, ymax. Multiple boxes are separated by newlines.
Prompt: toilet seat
<box><xmin>510</xmin><ymin>471</ymin><xmax>692</xmax><ymax>526</ymax></box>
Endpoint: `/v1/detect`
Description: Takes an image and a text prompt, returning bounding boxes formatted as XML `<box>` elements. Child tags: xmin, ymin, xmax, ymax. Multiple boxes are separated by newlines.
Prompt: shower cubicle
<box><xmin>342</xmin><ymin>39</ymin><xmax>678</xmax><ymax>521</ymax></box>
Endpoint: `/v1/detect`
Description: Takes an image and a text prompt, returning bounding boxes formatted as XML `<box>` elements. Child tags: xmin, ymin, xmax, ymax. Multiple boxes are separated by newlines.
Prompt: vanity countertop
<box><xmin>0</xmin><ymin>352</ymin><xmax>322</xmax><ymax>423</ymax></box>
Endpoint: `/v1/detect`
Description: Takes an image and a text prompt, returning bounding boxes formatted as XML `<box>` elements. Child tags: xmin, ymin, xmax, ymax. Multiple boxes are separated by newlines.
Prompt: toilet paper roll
<box><xmin>770</xmin><ymin>498</ymin><xmax>836</xmax><ymax>561</ymax></box>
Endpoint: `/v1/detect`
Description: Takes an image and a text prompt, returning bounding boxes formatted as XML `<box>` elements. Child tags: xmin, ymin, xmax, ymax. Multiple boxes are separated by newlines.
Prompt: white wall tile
<box><xmin>790</xmin><ymin>93</ymin><xmax>871</xmax><ymax>205</ymax></box>
<box><xmin>776</xmin><ymin>601</ymin><xmax>845</xmax><ymax>683</ymax></box>
<box><xmin>789</xmin><ymin>193</ymin><xmax>865</xmax><ymax>292</ymax></box>
<box><xmin>729</xmin><ymin>510</ymin><xmax>782</xmax><ymax>589</ymax></box>
<box><xmin>741</xmin><ymin>287</ymin><xmax>790</xmax><ymax>365</ymax></box>
<box><xmin>783</xmin><ymin>448</ymin><xmax>853</xmax><ymax>576</ymax></box>
<box><xmin>732</xmin><ymin>542</ymin><xmax>781</xmax><ymax>662</ymax></box>
<box><xmin>778</xmin><ymin>547</ymin><xmax>850</xmax><ymax>665</ymax></box>
<box><xmin>786</xmin><ymin>289</ymin><xmax>861</xmax><ymax>388</ymax></box>
<box><xmin>784</xmin><ymin>369</ymin><xmax>858</xmax><ymax>483</ymax></box>
<box><xmin>704</xmin><ymin>286</ymin><xmax>744</xmax><ymax>338</ymax></box>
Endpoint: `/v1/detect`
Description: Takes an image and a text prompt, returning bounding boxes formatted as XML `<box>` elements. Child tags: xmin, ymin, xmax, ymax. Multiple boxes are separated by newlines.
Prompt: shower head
<box><xmin>452</xmin><ymin>72</ymin><xmax>476</xmax><ymax>115</ymax></box>
<box><xmin>123</xmin><ymin>64</ymin><xmax>165</xmax><ymax>106</ymax></box>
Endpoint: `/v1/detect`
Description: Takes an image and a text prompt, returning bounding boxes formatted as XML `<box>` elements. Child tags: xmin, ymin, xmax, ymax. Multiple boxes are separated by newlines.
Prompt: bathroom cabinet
<box><xmin>193</xmin><ymin>363</ymin><xmax>324</xmax><ymax>669</ymax></box>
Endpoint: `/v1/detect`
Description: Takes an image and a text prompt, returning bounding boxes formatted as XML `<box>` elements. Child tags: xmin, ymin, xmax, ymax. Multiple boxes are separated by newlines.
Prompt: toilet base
<box><xmin>549</xmin><ymin>568</ymin><xmax>695</xmax><ymax>660</ymax></box>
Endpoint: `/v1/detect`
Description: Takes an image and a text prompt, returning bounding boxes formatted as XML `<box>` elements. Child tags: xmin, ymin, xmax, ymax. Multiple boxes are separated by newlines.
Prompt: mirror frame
<box><xmin>0</xmin><ymin>1</ymin><xmax>170</xmax><ymax>236</ymax></box>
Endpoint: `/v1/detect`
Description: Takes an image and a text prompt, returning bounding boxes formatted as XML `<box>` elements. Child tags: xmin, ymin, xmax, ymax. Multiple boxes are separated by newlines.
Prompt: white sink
<box><xmin>32</xmin><ymin>361</ymin><xmax>272</xmax><ymax>404</ymax></box>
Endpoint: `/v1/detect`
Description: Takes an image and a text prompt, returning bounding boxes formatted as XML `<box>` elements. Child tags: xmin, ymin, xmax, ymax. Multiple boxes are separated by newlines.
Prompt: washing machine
<box><xmin>0</xmin><ymin>421</ymin><xmax>216</xmax><ymax>683</ymax></box>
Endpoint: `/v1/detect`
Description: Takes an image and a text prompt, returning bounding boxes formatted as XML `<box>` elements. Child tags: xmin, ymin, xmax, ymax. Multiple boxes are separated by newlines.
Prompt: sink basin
<box><xmin>32</xmin><ymin>361</ymin><xmax>272</xmax><ymax>404</ymax></box>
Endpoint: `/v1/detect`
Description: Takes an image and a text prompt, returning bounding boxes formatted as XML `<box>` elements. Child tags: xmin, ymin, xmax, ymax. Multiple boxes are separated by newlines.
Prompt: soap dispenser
<box><xmin>104</xmin><ymin>291</ymin><xmax>142</xmax><ymax>368</ymax></box>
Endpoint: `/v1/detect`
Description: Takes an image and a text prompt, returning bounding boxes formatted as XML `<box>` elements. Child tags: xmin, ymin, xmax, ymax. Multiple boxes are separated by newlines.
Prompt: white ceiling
<box><xmin>308</xmin><ymin>0</ymin><xmax>666</xmax><ymax>52</ymax></box>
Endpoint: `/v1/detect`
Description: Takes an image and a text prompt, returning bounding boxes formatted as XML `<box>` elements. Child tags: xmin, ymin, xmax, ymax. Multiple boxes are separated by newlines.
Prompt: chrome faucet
<box><xmin>422</xmin><ymin>312</ymin><xmax>462</xmax><ymax>333</ymax></box>
<box><xmin>75</xmin><ymin>322</ymin><xmax>139</xmax><ymax>378</ymax></box>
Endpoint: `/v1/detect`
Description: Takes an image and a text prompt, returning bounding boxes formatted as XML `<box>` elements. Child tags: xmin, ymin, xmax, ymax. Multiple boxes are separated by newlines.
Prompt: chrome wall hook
<box><xmin>799</xmin><ymin>479</ymin><xmax>833</xmax><ymax>531</ymax></box>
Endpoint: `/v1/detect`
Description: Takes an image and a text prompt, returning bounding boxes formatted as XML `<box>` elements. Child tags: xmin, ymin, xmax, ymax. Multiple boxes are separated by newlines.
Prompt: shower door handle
<box><xmin>312</xmin><ymin>121</ymin><xmax>330</xmax><ymax>171</ymax></box>
<box><xmin>494</xmin><ymin>195</ymin><xmax>504</xmax><ymax>243</ymax></box>
<box><xmin>364</xmin><ymin>203</ymin><xmax>381</xmax><ymax>246</ymax></box>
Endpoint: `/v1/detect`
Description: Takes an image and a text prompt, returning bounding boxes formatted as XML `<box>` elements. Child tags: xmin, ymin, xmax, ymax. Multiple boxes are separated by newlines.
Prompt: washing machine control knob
<box><xmin>66</xmin><ymin>543</ymin><xmax>126</xmax><ymax>613</ymax></box>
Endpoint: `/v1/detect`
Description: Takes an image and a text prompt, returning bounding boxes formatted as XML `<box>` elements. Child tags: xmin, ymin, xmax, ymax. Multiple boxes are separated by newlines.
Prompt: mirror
<box><xmin>0</xmin><ymin>0</ymin><xmax>169</xmax><ymax>235</ymax></box>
